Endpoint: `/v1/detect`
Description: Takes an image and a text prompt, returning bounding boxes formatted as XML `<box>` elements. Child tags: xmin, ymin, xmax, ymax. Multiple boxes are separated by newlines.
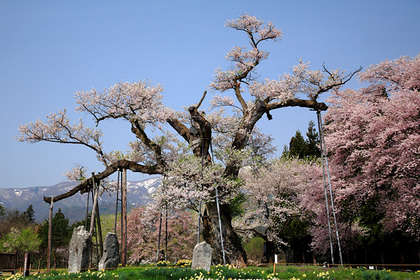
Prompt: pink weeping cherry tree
<box><xmin>18</xmin><ymin>13</ymin><xmax>359</xmax><ymax>265</ymax></box>
<box><xmin>315</xmin><ymin>54</ymin><xmax>420</xmax><ymax>262</ymax></box>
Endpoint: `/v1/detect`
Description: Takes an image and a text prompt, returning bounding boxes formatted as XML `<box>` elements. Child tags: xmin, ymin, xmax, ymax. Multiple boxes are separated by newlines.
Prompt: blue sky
<box><xmin>1</xmin><ymin>0</ymin><xmax>419</xmax><ymax>188</ymax></box>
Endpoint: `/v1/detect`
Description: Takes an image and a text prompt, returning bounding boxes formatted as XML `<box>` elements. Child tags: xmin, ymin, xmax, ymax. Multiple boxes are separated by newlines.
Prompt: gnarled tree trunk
<box><xmin>202</xmin><ymin>201</ymin><xmax>247</xmax><ymax>267</ymax></box>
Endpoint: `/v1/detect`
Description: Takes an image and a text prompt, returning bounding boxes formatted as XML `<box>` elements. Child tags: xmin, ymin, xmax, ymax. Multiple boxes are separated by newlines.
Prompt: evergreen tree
<box><xmin>305</xmin><ymin>120</ymin><xmax>321</xmax><ymax>159</ymax></box>
<box><xmin>288</xmin><ymin>130</ymin><xmax>307</xmax><ymax>159</ymax></box>
<box><xmin>21</xmin><ymin>204</ymin><xmax>35</xmax><ymax>224</ymax></box>
<box><xmin>0</xmin><ymin>205</ymin><xmax>5</xmax><ymax>217</ymax></box>
<box><xmin>283</xmin><ymin>121</ymin><xmax>320</xmax><ymax>160</ymax></box>
<box><xmin>39</xmin><ymin>208</ymin><xmax>71</xmax><ymax>249</ymax></box>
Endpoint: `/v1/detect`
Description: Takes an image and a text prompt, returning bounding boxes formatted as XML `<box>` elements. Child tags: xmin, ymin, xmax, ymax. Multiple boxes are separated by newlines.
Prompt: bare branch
<box><xmin>234</xmin><ymin>83</ymin><xmax>248</xmax><ymax>112</ymax></box>
<box><xmin>196</xmin><ymin>91</ymin><xmax>207</xmax><ymax>109</ymax></box>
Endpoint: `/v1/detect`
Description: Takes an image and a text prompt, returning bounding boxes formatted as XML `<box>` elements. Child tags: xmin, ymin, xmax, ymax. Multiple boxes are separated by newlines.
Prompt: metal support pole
<box><xmin>215</xmin><ymin>187</ymin><xmax>226</xmax><ymax>265</ymax></box>
<box><xmin>317</xmin><ymin>112</ymin><xmax>335</xmax><ymax>264</ymax></box>
<box><xmin>165</xmin><ymin>204</ymin><xmax>168</xmax><ymax>262</ymax></box>
<box><xmin>197</xmin><ymin>201</ymin><xmax>202</xmax><ymax>244</ymax></box>
<box><xmin>317</xmin><ymin>111</ymin><xmax>344</xmax><ymax>265</ymax></box>
<box><xmin>156</xmin><ymin>212</ymin><xmax>163</xmax><ymax>265</ymax></box>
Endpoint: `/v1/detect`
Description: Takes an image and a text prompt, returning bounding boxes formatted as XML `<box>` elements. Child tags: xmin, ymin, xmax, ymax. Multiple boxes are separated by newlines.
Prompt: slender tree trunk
<box><xmin>202</xmin><ymin>202</ymin><xmax>247</xmax><ymax>267</ymax></box>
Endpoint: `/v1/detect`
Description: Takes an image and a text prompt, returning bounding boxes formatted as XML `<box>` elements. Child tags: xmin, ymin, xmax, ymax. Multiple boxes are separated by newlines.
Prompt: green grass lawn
<box><xmin>1</xmin><ymin>264</ymin><xmax>419</xmax><ymax>280</ymax></box>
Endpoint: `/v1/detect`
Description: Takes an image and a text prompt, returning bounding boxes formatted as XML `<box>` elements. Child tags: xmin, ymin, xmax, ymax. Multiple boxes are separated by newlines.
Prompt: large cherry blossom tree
<box><xmin>18</xmin><ymin>14</ymin><xmax>359</xmax><ymax>265</ymax></box>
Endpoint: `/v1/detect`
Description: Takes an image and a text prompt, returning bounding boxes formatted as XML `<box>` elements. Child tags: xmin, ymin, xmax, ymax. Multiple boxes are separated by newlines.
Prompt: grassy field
<box><xmin>1</xmin><ymin>264</ymin><xmax>419</xmax><ymax>280</ymax></box>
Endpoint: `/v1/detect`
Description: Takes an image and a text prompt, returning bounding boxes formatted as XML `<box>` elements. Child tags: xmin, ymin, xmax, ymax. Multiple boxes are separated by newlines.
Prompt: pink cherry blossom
<box><xmin>325</xmin><ymin>54</ymin><xmax>420</xmax><ymax>239</ymax></box>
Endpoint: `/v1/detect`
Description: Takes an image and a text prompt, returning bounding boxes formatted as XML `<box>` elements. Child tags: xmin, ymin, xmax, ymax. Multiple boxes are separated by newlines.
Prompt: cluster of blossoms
<box><xmin>75</xmin><ymin>80</ymin><xmax>173</xmax><ymax>126</ymax></box>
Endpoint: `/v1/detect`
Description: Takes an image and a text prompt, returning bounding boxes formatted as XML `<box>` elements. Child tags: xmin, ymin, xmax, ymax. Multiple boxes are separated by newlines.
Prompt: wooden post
<box><xmin>47</xmin><ymin>197</ymin><xmax>53</xmax><ymax>272</ymax></box>
<box><xmin>114</xmin><ymin>169</ymin><xmax>120</xmax><ymax>233</ymax></box>
<box><xmin>121</xmin><ymin>169</ymin><xmax>127</xmax><ymax>266</ymax></box>
<box><xmin>95</xmin><ymin>200</ymin><xmax>103</xmax><ymax>259</ymax></box>
<box><xmin>89</xmin><ymin>174</ymin><xmax>99</xmax><ymax>237</ymax></box>
<box><xmin>23</xmin><ymin>252</ymin><xmax>30</xmax><ymax>277</ymax></box>
<box><xmin>89</xmin><ymin>174</ymin><xmax>100</xmax><ymax>269</ymax></box>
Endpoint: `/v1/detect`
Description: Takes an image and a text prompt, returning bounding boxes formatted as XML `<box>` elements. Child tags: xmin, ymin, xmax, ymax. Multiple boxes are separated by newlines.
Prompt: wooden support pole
<box><xmin>114</xmin><ymin>169</ymin><xmax>120</xmax><ymax>233</ymax></box>
<box><xmin>95</xmin><ymin>199</ymin><xmax>103</xmax><ymax>259</ymax></box>
<box><xmin>47</xmin><ymin>197</ymin><xmax>53</xmax><ymax>272</ymax></box>
<box><xmin>89</xmin><ymin>174</ymin><xmax>99</xmax><ymax>237</ymax></box>
<box><xmin>121</xmin><ymin>169</ymin><xmax>127</xmax><ymax>266</ymax></box>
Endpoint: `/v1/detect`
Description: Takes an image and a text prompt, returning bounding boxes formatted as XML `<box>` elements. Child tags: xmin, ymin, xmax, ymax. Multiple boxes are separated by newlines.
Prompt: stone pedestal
<box><xmin>191</xmin><ymin>241</ymin><xmax>213</xmax><ymax>272</ymax></box>
<box><xmin>99</xmin><ymin>233</ymin><xmax>120</xmax><ymax>270</ymax></box>
<box><xmin>68</xmin><ymin>226</ymin><xmax>91</xmax><ymax>273</ymax></box>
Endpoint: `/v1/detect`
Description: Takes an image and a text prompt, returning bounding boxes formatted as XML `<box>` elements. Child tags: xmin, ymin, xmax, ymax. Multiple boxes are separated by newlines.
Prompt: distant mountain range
<box><xmin>0</xmin><ymin>177</ymin><xmax>162</xmax><ymax>224</ymax></box>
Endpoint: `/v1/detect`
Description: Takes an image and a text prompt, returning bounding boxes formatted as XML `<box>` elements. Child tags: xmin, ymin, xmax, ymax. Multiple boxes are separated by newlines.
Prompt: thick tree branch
<box><xmin>130</xmin><ymin>121</ymin><xmax>164</xmax><ymax>165</ymax></box>
<box><xmin>225</xmin><ymin>98</ymin><xmax>328</xmax><ymax>179</ymax></box>
<box><xmin>234</xmin><ymin>83</ymin><xmax>248</xmax><ymax>112</ymax></box>
<box><xmin>188</xmin><ymin>106</ymin><xmax>212</xmax><ymax>162</ymax></box>
<box><xmin>235</xmin><ymin>227</ymin><xmax>268</xmax><ymax>240</ymax></box>
<box><xmin>166</xmin><ymin>117</ymin><xmax>191</xmax><ymax>143</ymax></box>
<box><xmin>267</xmin><ymin>98</ymin><xmax>328</xmax><ymax>112</ymax></box>
<box><xmin>43</xmin><ymin>159</ymin><xmax>164</xmax><ymax>203</ymax></box>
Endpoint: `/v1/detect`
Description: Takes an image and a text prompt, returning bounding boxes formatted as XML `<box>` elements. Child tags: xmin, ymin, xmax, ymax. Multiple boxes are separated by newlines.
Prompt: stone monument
<box><xmin>191</xmin><ymin>241</ymin><xmax>213</xmax><ymax>272</ymax></box>
<box><xmin>68</xmin><ymin>226</ymin><xmax>91</xmax><ymax>273</ymax></box>
<box><xmin>99</xmin><ymin>232</ymin><xmax>120</xmax><ymax>270</ymax></box>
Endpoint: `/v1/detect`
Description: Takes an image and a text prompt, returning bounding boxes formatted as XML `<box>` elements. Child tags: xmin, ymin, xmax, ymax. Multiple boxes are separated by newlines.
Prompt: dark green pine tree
<box><xmin>39</xmin><ymin>208</ymin><xmax>71</xmax><ymax>249</ymax></box>
<box><xmin>288</xmin><ymin>130</ymin><xmax>308</xmax><ymax>159</ymax></box>
<box><xmin>283</xmin><ymin>121</ymin><xmax>320</xmax><ymax>160</ymax></box>
<box><xmin>0</xmin><ymin>205</ymin><xmax>5</xmax><ymax>217</ymax></box>
<box><xmin>305</xmin><ymin>120</ymin><xmax>321</xmax><ymax>159</ymax></box>
<box><xmin>21</xmin><ymin>204</ymin><xmax>35</xmax><ymax>224</ymax></box>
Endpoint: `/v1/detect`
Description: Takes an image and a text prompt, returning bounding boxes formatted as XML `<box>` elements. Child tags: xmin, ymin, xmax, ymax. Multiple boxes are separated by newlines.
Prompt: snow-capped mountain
<box><xmin>0</xmin><ymin>177</ymin><xmax>162</xmax><ymax>223</ymax></box>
